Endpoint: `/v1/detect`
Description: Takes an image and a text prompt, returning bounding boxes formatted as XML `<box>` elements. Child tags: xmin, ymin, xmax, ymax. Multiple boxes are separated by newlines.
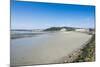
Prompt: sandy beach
<box><xmin>10</xmin><ymin>31</ymin><xmax>92</xmax><ymax>66</ymax></box>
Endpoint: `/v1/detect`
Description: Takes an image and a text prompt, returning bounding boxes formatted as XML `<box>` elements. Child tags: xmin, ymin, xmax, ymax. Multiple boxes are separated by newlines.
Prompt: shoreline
<box><xmin>57</xmin><ymin>34</ymin><xmax>95</xmax><ymax>63</ymax></box>
<box><xmin>11</xmin><ymin>32</ymin><xmax>93</xmax><ymax>66</ymax></box>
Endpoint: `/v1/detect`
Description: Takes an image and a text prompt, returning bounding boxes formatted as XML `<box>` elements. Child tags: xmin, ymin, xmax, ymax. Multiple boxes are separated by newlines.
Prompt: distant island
<box><xmin>44</xmin><ymin>27</ymin><xmax>94</xmax><ymax>32</ymax></box>
<box><xmin>43</xmin><ymin>27</ymin><xmax>75</xmax><ymax>31</ymax></box>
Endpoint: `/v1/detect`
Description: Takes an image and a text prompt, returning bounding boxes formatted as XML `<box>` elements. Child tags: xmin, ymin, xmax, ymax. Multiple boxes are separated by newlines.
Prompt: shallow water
<box><xmin>10</xmin><ymin>31</ymin><xmax>92</xmax><ymax>66</ymax></box>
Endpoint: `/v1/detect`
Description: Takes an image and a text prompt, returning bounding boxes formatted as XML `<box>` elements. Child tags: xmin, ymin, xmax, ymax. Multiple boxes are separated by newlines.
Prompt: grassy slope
<box><xmin>73</xmin><ymin>34</ymin><xmax>95</xmax><ymax>62</ymax></box>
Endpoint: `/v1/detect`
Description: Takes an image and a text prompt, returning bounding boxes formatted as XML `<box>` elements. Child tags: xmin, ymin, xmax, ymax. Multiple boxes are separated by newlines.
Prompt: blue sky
<box><xmin>11</xmin><ymin>1</ymin><xmax>95</xmax><ymax>29</ymax></box>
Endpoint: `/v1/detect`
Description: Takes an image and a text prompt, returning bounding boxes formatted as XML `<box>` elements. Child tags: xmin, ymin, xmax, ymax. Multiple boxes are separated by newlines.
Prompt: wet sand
<box><xmin>10</xmin><ymin>31</ymin><xmax>92</xmax><ymax>66</ymax></box>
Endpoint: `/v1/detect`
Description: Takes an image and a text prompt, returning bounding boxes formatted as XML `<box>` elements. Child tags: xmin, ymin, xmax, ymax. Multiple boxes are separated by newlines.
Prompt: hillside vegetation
<box><xmin>44</xmin><ymin>27</ymin><xmax>75</xmax><ymax>31</ymax></box>
<box><xmin>73</xmin><ymin>34</ymin><xmax>95</xmax><ymax>62</ymax></box>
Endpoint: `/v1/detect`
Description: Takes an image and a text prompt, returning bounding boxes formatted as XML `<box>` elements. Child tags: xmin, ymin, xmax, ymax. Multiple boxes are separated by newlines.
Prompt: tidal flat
<box><xmin>10</xmin><ymin>31</ymin><xmax>92</xmax><ymax>66</ymax></box>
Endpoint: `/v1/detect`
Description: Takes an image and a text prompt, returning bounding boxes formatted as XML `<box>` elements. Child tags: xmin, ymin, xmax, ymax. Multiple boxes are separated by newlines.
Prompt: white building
<box><xmin>75</xmin><ymin>28</ymin><xmax>89</xmax><ymax>32</ymax></box>
<box><xmin>60</xmin><ymin>28</ymin><xmax>66</xmax><ymax>32</ymax></box>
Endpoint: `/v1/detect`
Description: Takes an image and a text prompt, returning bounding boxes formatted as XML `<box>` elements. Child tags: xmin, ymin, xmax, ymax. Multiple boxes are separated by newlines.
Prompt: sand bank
<box><xmin>11</xmin><ymin>31</ymin><xmax>92</xmax><ymax>66</ymax></box>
